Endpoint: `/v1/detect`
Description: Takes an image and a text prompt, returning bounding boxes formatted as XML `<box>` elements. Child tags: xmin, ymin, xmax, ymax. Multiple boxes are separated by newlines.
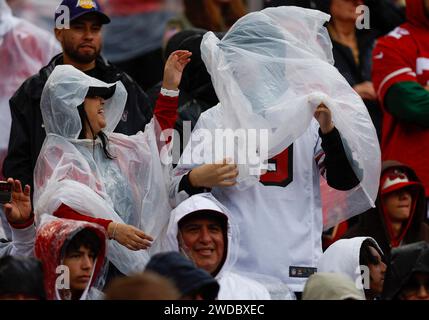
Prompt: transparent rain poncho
<box><xmin>199</xmin><ymin>6</ymin><xmax>381</xmax><ymax>228</ymax></box>
<box><xmin>34</xmin><ymin>65</ymin><xmax>172</xmax><ymax>274</ymax></box>
<box><xmin>0</xmin><ymin>0</ymin><xmax>59</xmax><ymax>175</ymax></box>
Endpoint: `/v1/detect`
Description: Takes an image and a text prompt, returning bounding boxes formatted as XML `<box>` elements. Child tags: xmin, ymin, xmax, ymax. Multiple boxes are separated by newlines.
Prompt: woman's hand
<box><xmin>162</xmin><ymin>50</ymin><xmax>192</xmax><ymax>90</ymax></box>
<box><xmin>314</xmin><ymin>103</ymin><xmax>334</xmax><ymax>134</ymax></box>
<box><xmin>108</xmin><ymin>222</ymin><xmax>154</xmax><ymax>251</ymax></box>
<box><xmin>188</xmin><ymin>159</ymin><xmax>239</xmax><ymax>188</ymax></box>
<box><xmin>2</xmin><ymin>178</ymin><xmax>33</xmax><ymax>225</ymax></box>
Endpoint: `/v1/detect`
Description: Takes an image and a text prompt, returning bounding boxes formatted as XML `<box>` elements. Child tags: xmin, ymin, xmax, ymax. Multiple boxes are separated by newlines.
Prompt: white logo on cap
<box><xmin>382</xmin><ymin>170</ymin><xmax>409</xmax><ymax>191</ymax></box>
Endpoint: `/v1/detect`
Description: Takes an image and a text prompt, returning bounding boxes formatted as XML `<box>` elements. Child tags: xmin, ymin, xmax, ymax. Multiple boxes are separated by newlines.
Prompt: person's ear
<box><xmin>54</xmin><ymin>28</ymin><xmax>63</xmax><ymax>43</ymax></box>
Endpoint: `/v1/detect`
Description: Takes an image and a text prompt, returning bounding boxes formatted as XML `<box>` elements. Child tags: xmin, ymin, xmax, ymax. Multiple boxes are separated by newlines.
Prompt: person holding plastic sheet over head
<box><xmin>33</xmin><ymin>50</ymin><xmax>191</xmax><ymax>277</ymax></box>
<box><xmin>170</xmin><ymin>6</ymin><xmax>380</xmax><ymax>294</ymax></box>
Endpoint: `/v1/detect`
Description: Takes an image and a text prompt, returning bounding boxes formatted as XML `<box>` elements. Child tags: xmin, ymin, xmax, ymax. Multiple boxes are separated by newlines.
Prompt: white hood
<box><xmin>164</xmin><ymin>193</ymin><xmax>271</xmax><ymax>300</ymax></box>
<box><xmin>164</xmin><ymin>193</ymin><xmax>239</xmax><ymax>279</ymax></box>
<box><xmin>40</xmin><ymin>65</ymin><xmax>127</xmax><ymax>139</ymax></box>
<box><xmin>317</xmin><ymin>237</ymin><xmax>383</xmax><ymax>295</ymax></box>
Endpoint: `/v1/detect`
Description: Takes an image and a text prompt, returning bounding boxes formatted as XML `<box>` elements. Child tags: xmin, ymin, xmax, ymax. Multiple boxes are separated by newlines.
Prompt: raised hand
<box><xmin>162</xmin><ymin>50</ymin><xmax>192</xmax><ymax>90</ymax></box>
<box><xmin>189</xmin><ymin>159</ymin><xmax>239</xmax><ymax>188</ymax></box>
<box><xmin>2</xmin><ymin>178</ymin><xmax>32</xmax><ymax>224</ymax></box>
<box><xmin>108</xmin><ymin>222</ymin><xmax>154</xmax><ymax>251</ymax></box>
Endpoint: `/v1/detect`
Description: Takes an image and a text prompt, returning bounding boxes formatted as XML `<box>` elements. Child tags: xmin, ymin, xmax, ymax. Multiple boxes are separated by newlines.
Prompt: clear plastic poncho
<box><xmin>34</xmin><ymin>65</ymin><xmax>172</xmax><ymax>274</ymax></box>
<box><xmin>0</xmin><ymin>0</ymin><xmax>60</xmax><ymax>177</ymax></box>
<box><xmin>200</xmin><ymin>6</ymin><xmax>381</xmax><ymax>228</ymax></box>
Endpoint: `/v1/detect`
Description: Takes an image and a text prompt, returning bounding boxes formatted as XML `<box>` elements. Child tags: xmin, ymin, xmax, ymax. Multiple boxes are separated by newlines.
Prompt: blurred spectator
<box><xmin>372</xmin><ymin>0</ymin><xmax>429</xmax><ymax>221</ymax></box>
<box><xmin>145</xmin><ymin>251</ymin><xmax>220</xmax><ymax>300</ymax></box>
<box><xmin>318</xmin><ymin>237</ymin><xmax>387</xmax><ymax>300</ymax></box>
<box><xmin>164</xmin><ymin>193</ymin><xmax>271</xmax><ymax>300</ymax></box>
<box><xmin>34</xmin><ymin>216</ymin><xmax>107</xmax><ymax>300</ymax></box>
<box><xmin>302</xmin><ymin>272</ymin><xmax>365</xmax><ymax>300</ymax></box>
<box><xmin>266</xmin><ymin>0</ymin><xmax>405</xmax><ymax>36</ymax></box>
<box><xmin>314</xmin><ymin>0</ymin><xmax>382</xmax><ymax>140</ymax></box>
<box><xmin>160</xmin><ymin>29</ymin><xmax>224</xmax><ymax>155</ymax></box>
<box><xmin>101</xmin><ymin>0</ymin><xmax>180</xmax><ymax>91</ymax></box>
<box><xmin>344</xmin><ymin>161</ymin><xmax>429</xmax><ymax>258</ymax></box>
<box><xmin>0</xmin><ymin>255</ymin><xmax>45</xmax><ymax>300</ymax></box>
<box><xmin>163</xmin><ymin>0</ymin><xmax>246</xmax><ymax>48</ymax></box>
<box><xmin>6</xmin><ymin>0</ymin><xmax>59</xmax><ymax>31</ymax></box>
<box><xmin>2</xmin><ymin>0</ymin><xmax>154</xmax><ymax>201</ymax></box>
<box><xmin>0</xmin><ymin>0</ymin><xmax>59</xmax><ymax>238</ymax></box>
<box><xmin>382</xmin><ymin>241</ymin><xmax>429</xmax><ymax>300</ymax></box>
<box><xmin>104</xmin><ymin>271</ymin><xmax>180</xmax><ymax>300</ymax></box>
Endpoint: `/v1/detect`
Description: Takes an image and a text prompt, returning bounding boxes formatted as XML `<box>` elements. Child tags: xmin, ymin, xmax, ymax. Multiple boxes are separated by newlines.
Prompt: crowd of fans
<box><xmin>1</xmin><ymin>0</ymin><xmax>428</xmax><ymax>301</ymax></box>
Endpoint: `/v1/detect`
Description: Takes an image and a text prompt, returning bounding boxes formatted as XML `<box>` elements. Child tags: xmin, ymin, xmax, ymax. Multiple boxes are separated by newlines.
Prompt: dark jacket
<box><xmin>382</xmin><ymin>241</ymin><xmax>429</xmax><ymax>300</ymax></box>
<box><xmin>343</xmin><ymin>161</ymin><xmax>429</xmax><ymax>259</ymax></box>
<box><xmin>3</xmin><ymin>53</ymin><xmax>153</xmax><ymax>192</ymax></box>
<box><xmin>331</xmin><ymin>29</ymin><xmax>382</xmax><ymax>140</ymax></box>
<box><xmin>163</xmin><ymin>29</ymin><xmax>221</xmax><ymax>154</ymax></box>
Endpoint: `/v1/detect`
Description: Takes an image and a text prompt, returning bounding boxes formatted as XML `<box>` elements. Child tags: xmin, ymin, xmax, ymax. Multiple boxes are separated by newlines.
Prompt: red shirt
<box><xmin>372</xmin><ymin>0</ymin><xmax>429</xmax><ymax>195</ymax></box>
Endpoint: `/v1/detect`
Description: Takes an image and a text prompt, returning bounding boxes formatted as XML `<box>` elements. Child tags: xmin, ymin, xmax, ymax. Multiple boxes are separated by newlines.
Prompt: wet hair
<box><xmin>64</xmin><ymin>228</ymin><xmax>101</xmax><ymax>259</ymax></box>
<box><xmin>77</xmin><ymin>103</ymin><xmax>115</xmax><ymax>159</ymax></box>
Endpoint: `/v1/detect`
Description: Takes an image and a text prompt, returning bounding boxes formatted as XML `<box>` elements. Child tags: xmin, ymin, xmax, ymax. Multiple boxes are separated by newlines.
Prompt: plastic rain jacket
<box><xmin>34</xmin><ymin>215</ymin><xmax>107</xmax><ymax>300</ymax></box>
<box><xmin>199</xmin><ymin>6</ymin><xmax>380</xmax><ymax>226</ymax></box>
<box><xmin>33</xmin><ymin>65</ymin><xmax>172</xmax><ymax>275</ymax></box>
<box><xmin>164</xmin><ymin>193</ymin><xmax>275</xmax><ymax>300</ymax></box>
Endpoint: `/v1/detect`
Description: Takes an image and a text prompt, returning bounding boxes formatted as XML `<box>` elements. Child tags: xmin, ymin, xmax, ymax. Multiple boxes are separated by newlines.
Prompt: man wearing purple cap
<box><xmin>3</xmin><ymin>0</ymin><xmax>179</xmax><ymax>196</ymax></box>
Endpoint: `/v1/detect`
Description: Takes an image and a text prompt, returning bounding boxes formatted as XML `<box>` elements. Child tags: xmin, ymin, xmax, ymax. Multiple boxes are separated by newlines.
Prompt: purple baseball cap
<box><xmin>55</xmin><ymin>0</ymin><xmax>110</xmax><ymax>25</ymax></box>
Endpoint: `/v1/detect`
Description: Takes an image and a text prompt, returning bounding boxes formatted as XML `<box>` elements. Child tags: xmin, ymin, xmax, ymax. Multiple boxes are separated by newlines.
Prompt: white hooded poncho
<box><xmin>34</xmin><ymin>65</ymin><xmax>172</xmax><ymax>275</ymax></box>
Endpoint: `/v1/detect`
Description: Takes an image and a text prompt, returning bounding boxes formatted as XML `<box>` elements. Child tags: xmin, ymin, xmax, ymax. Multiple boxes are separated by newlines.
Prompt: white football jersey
<box><xmin>171</xmin><ymin>105</ymin><xmax>325</xmax><ymax>292</ymax></box>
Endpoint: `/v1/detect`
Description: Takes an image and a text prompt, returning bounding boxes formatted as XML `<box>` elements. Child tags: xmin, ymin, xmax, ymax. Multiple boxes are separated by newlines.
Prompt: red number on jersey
<box><xmin>259</xmin><ymin>144</ymin><xmax>293</xmax><ymax>187</ymax></box>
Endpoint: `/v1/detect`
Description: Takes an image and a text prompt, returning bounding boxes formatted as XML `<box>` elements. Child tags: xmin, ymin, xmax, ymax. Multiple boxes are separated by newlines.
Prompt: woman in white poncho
<box><xmin>33</xmin><ymin>50</ymin><xmax>191</xmax><ymax>276</ymax></box>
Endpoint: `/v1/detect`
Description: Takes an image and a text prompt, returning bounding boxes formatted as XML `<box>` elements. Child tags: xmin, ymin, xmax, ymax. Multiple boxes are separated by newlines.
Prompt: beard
<box><xmin>63</xmin><ymin>40</ymin><xmax>101</xmax><ymax>64</ymax></box>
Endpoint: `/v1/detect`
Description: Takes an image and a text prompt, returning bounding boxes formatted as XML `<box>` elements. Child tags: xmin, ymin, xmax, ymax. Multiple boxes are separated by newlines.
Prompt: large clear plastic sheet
<box><xmin>200</xmin><ymin>6</ymin><xmax>381</xmax><ymax>228</ymax></box>
<box><xmin>34</xmin><ymin>65</ymin><xmax>172</xmax><ymax>274</ymax></box>
<box><xmin>0</xmin><ymin>0</ymin><xmax>60</xmax><ymax>179</ymax></box>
